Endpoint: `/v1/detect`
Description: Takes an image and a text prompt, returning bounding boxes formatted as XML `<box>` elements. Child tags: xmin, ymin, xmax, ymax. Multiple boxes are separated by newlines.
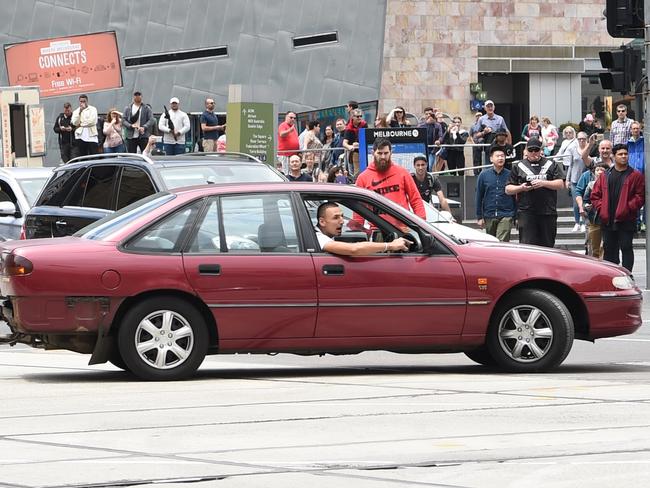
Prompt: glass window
<box><xmin>221</xmin><ymin>193</ymin><xmax>298</xmax><ymax>253</ymax></box>
<box><xmin>187</xmin><ymin>199</ymin><xmax>221</xmax><ymax>253</ymax></box>
<box><xmin>124</xmin><ymin>201</ymin><xmax>201</xmax><ymax>253</ymax></box>
<box><xmin>116</xmin><ymin>166</ymin><xmax>156</xmax><ymax>209</ymax></box>
<box><xmin>36</xmin><ymin>168</ymin><xmax>87</xmax><ymax>207</ymax></box>
<box><xmin>82</xmin><ymin>166</ymin><xmax>119</xmax><ymax>209</ymax></box>
<box><xmin>77</xmin><ymin>193</ymin><xmax>175</xmax><ymax>241</ymax></box>
<box><xmin>158</xmin><ymin>163</ymin><xmax>285</xmax><ymax>189</ymax></box>
<box><xmin>16</xmin><ymin>177</ymin><xmax>50</xmax><ymax>207</ymax></box>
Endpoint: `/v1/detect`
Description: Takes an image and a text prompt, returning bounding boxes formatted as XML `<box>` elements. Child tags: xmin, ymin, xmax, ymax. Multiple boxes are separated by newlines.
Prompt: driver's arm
<box><xmin>322</xmin><ymin>237</ymin><xmax>410</xmax><ymax>256</ymax></box>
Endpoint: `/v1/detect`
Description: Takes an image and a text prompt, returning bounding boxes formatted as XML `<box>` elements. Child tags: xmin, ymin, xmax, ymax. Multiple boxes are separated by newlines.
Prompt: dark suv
<box><xmin>25</xmin><ymin>153</ymin><xmax>287</xmax><ymax>238</ymax></box>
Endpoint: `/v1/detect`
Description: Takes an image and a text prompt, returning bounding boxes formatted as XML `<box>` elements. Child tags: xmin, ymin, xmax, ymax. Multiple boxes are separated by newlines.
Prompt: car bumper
<box><xmin>583</xmin><ymin>290</ymin><xmax>643</xmax><ymax>339</ymax></box>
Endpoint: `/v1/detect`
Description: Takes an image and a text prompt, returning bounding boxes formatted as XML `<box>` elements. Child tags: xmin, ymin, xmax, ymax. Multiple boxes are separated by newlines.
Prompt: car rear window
<box><xmin>34</xmin><ymin>168</ymin><xmax>87</xmax><ymax>207</ymax></box>
<box><xmin>76</xmin><ymin>193</ymin><xmax>175</xmax><ymax>241</ymax></box>
<box><xmin>17</xmin><ymin>177</ymin><xmax>50</xmax><ymax>206</ymax></box>
<box><xmin>158</xmin><ymin>163</ymin><xmax>285</xmax><ymax>189</ymax></box>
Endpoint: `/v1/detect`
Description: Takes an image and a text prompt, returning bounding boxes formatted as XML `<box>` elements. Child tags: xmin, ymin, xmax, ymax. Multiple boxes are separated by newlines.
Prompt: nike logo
<box><xmin>371</xmin><ymin>176</ymin><xmax>390</xmax><ymax>186</ymax></box>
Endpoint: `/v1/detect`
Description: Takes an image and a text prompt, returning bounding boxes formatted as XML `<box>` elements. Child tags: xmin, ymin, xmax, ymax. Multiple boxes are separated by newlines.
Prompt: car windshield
<box><xmin>17</xmin><ymin>177</ymin><xmax>50</xmax><ymax>206</ymax></box>
<box><xmin>159</xmin><ymin>163</ymin><xmax>285</xmax><ymax>189</ymax></box>
<box><xmin>424</xmin><ymin>202</ymin><xmax>449</xmax><ymax>223</ymax></box>
<box><xmin>75</xmin><ymin>193</ymin><xmax>175</xmax><ymax>240</ymax></box>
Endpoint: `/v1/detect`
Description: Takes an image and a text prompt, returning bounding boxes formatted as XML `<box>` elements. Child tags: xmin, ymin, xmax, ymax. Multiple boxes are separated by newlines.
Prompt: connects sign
<box><xmin>4</xmin><ymin>32</ymin><xmax>122</xmax><ymax>98</ymax></box>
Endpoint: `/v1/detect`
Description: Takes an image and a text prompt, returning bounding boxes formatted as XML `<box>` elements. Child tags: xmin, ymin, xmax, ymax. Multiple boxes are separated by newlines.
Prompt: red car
<box><xmin>0</xmin><ymin>183</ymin><xmax>642</xmax><ymax>380</ymax></box>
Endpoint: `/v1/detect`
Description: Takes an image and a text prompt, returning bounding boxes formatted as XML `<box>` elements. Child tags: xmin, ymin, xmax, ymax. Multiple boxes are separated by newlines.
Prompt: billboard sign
<box><xmin>4</xmin><ymin>32</ymin><xmax>122</xmax><ymax>98</ymax></box>
<box><xmin>226</xmin><ymin>102</ymin><xmax>274</xmax><ymax>163</ymax></box>
<box><xmin>358</xmin><ymin>128</ymin><xmax>428</xmax><ymax>172</ymax></box>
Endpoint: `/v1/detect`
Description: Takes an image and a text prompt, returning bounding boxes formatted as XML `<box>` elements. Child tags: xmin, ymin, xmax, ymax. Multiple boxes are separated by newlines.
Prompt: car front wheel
<box><xmin>118</xmin><ymin>297</ymin><xmax>209</xmax><ymax>381</ymax></box>
<box><xmin>487</xmin><ymin>289</ymin><xmax>574</xmax><ymax>372</ymax></box>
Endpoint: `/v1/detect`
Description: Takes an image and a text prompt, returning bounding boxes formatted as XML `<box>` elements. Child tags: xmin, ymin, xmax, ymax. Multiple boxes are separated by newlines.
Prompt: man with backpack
<box><xmin>411</xmin><ymin>154</ymin><xmax>450</xmax><ymax>211</ymax></box>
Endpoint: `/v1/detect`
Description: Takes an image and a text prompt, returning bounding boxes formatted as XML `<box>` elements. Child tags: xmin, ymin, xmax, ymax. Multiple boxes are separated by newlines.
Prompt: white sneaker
<box><xmin>572</xmin><ymin>223</ymin><xmax>580</xmax><ymax>232</ymax></box>
<box><xmin>579</xmin><ymin>224</ymin><xmax>586</xmax><ymax>232</ymax></box>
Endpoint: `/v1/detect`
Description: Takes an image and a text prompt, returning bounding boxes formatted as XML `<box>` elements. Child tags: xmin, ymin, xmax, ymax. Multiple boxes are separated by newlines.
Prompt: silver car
<box><xmin>0</xmin><ymin>167</ymin><xmax>53</xmax><ymax>241</ymax></box>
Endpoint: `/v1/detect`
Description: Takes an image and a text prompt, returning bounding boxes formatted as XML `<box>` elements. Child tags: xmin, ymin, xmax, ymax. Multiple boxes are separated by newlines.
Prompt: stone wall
<box><xmin>380</xmin><ymin>0</ymin><xmax>623</xmax><ymax>119</ymax></box>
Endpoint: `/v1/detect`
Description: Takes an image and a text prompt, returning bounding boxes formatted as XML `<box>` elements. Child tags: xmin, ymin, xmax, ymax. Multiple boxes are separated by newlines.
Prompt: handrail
<box><xmin>63</xmin><ymin>152</ymin><xmax>154</xmax><ymax>166</ymax></box>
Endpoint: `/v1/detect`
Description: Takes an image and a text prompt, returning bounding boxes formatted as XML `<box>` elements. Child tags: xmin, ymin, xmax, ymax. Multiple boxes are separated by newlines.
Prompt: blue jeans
<box><xmin>104</xmin><ymin>144</ymin><xmax>125</xmax><ymax>153</ymax></box>
<box><xmin>164</xmin><ymin>143</ymin><xmax>186</xmax><ymax>155</ymax></box>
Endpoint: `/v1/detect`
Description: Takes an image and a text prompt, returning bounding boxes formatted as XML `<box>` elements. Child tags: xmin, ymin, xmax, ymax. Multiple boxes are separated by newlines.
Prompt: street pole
<box><xmin>646</xmin><ymin>1</ymin><xmax>650</xmax><ymax>289</ymax></box>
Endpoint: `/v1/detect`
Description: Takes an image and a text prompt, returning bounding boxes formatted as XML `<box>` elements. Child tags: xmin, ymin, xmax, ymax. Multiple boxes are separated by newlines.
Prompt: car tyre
<box><xmin>486</xmin><ymin>289</ymin><xmax>574</xmax><ymax>372</ymax></box>
<box><xmin>108</xmin><ymin>347</ymin><xmax>130</xmax><ymax>372</ymax></box>
<box><xmin>464</xmin><ymin>345</ymin><xmax>497</xmax><ymax>366</ymax></box>
<box><xmin>118</xmin><ymin>297</ymin><xmax>209</xmax><ymax>381</ymax></box>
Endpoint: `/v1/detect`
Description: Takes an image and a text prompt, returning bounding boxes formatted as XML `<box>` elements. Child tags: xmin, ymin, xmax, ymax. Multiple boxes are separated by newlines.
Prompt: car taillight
<box><xmin>19</xmin><ymin>223</ymin><xmax>26</xmax><ymax>240</ymax></box>
<box><xmin>3</xmin><ymin>254</ymin><xmax>33</xmax><ymax>276</ymax></box>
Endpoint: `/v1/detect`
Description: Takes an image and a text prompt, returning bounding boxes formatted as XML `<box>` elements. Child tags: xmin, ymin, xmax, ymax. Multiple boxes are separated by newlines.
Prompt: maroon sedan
<box><xmin>0</xmin><ymin>183</ymin><xmax>642</xmax><ymax>380</ymax></box>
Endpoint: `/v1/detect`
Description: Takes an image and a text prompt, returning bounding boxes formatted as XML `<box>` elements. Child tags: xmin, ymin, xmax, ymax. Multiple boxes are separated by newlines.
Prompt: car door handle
<box><xmin>322</xmin><ymin>264</ymin><xmax>344</xmax><ymax>276</ymax></box>
<box><xmin>55</xmin><ymin>220</ymin><xmax>67</xmax><ymax>227</ymax></box>
<box><xmin>198</xmin><ymin>264</ymin><xmax>221</xmax><ymax>275</ymax></box>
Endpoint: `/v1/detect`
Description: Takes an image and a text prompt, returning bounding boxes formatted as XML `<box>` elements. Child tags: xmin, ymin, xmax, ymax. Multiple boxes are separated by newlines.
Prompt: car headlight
<box><xmin>612</xmin><ymin>275</ymin><xmax>635</xmax><ymax>290</ymax></box>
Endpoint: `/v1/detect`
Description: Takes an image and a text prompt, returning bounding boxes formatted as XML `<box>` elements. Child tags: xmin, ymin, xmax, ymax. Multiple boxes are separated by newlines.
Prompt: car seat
<box><xmin>257</xmin><ymin>223</ymin><xmax>289</xmax><ymax>252</ymax></box>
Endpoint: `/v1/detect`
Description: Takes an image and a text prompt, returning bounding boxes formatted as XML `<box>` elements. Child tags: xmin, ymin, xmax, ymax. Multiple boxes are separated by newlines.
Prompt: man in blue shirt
<box><xmin>476</xmin><ymin>145</ymin><xmax>516</xmax><ymax>241</ymax></box>
<box><xmin>476</xmin><ymin>100</ymin><xmax>510</xmax><ymax>165</ymax></box>
<box><xmin>200</xmin><ymin>98</ymin><xmax>224</xmax><ymax>152</ymax></box>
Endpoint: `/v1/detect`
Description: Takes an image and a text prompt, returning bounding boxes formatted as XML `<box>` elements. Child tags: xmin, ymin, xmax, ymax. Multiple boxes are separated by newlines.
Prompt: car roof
<box><xmin>0</xmin><ymin>167</ymin><xmax>53</xmax><ymax>179</ymax></box>
<box><xmin>54</xmin><ymin>152</ymin><xmax>268</xmax><ymax>172</ymax></box>
<box><xmin>170</xmin><ymin>181</ymin><xmax>377</xmax><ymax>199</ymax></box>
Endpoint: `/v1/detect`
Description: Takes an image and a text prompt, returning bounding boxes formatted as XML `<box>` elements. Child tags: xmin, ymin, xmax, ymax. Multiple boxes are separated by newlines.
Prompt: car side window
<box><xmin>81</xmin><ymin>166</ymin><xmax>119</xmax><ymax>210</ymax></box>
<box><xmin>124</xmin><ymin>201</ymin><xmax>201</xmax><ymax>253</ymax></box>
<box><xmin>116</xmin><ymin>167</ymin><xmax>156</xmax><ymax>209</ymax></box>
<box><xmin>187</xmin><ymin>199</ymin><xmax>221</xmax><ymax>253</ymax></box>
<box><xmin>36</xmin><ymin>168</ymin><xmax>87</xmax><ymax>207</ymax></box>
<box><xmin>221</xmin><ymin>193</ymin><xmax>298</xmax><ymax>253</ymax></box>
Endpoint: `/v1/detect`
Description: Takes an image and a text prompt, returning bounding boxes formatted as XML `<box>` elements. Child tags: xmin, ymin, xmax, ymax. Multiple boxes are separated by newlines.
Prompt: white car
<box><xmin>424</xmin><ymin>202</ymin><xmax>498</xmax><ymax>242</ymax></box>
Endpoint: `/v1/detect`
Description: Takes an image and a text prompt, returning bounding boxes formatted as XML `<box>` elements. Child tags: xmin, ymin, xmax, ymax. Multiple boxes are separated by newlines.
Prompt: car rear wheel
<box><xmin>117</xmin><ymin>297</ymin><xmax>209</xmax><ymax>381</ymax></box>
<box><xmin>487</xmin><ymin>289</ymin><xmax>574</xmax><ymax>372</ymax></box>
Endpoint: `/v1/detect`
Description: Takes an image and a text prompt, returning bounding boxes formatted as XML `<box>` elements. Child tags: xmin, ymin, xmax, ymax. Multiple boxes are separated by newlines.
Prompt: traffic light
<box><xmin>605</xmin><ymin>0</ymin><xmax>644</xmax><ymax>38</ymax></box>
<box><xmin>599</xmin><ymin>46</ymin><xmax>642</xmax><ymax>94</ymax></box>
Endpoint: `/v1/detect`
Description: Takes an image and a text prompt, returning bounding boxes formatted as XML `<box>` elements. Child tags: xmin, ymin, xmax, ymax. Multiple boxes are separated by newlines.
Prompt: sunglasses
<box><xmin>617</xmin><ymin>109</ymin><xmax>627</xmax><ymax>112</ymax></box>
<box><xmin>528</xmin><ymin>148</ymin><xmax>541</xmax><ymax>152</ymax></box>
<box><xmin>394</xmin><ymin>110</ymin><xmax>403</xmax><ymax>114</ymax></box>
<box><xmin>354</xmin><ymin>115</ymin><xmax>363</xmax><ymax>118</ymax></box>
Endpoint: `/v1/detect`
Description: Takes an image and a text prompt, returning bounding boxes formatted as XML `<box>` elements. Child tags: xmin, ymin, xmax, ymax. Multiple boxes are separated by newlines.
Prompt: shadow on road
<box><xmin>18</xmin><ymin>361</ymin><xmax>650</xmax><ymax>383</ymax></box>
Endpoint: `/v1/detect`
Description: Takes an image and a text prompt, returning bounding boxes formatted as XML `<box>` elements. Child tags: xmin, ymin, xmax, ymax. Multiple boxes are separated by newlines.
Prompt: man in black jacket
<box><xmin>53</xmin><ymin>102</ymin><xmax>74</xmax><ymax>163</ymax></box>
<box><xmin>123</xmin><ymin>91</ymin><xmax>156</xmax><ymax>153</ymax></box>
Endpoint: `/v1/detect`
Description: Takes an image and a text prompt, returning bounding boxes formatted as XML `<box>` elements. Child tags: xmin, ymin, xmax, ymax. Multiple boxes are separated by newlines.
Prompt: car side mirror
<box><xmin>0</xmin><ymin>201</ymin><xmax>16</xmax><ymax>217</ymax></box>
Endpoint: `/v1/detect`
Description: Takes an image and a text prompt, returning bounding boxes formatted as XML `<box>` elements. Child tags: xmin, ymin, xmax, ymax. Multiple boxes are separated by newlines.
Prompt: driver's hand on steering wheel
<box><xmin>388</xmin><ymin>237</ymin><xmax>411</xmax><ymax>252</ymax></box>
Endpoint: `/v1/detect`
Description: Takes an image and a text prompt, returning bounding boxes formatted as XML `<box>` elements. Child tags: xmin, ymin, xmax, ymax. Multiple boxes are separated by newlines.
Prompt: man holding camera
<box><xmin>70</xmin><ymin>94</ymin><xmax>98</xmax><ymax>157</ymax></box>
<box><xmin>505</xmin><ymin>138</ymin><xmax>565</xmax><ymax>248</ymax></box>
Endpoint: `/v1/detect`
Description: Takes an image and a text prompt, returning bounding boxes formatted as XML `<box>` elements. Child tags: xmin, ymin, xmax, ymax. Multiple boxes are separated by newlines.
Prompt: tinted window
<box><xmin>221</xmin><ymin>194</ymin><xmax>298</xmax><ymax>253</ymax></box>
<box><xmin>82</xmin><ymin>166</ymin><xmax>119</xmax><ymax>209</ymax></box>
<box><xmin>158</xmin><ymin>163</ymin><xmax>285</xmax><ymax>189</ymax></box>
<box><xmin>35</xmin><ymin>168</ymin><xmax>87</xmax><ymax>207</ymax></box>
<box><xmin>117</xmin><ymin>167</ymin><xmax>156</xmax><ymax>209</ymax></box>
<box><xmin>125</xmin><ymin>201</ymin><xmax>201</xmax><ymax>253</ymax></box>
<box><xmin>187</xmin><ymin>199</ymin><xmax>221</xmax><ymax>253</ymax></box>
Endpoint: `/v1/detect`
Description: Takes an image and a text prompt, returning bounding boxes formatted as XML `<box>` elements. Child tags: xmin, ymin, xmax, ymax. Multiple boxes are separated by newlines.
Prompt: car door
<box><xmin>182</xmin><ymin>193</ymin><xmax>318</xmax><ymax>346</ymax></box>
<box><xmin>305</xmin><ymin>195</ymin><xmax>467</xmax><ymax>338</ymax></box>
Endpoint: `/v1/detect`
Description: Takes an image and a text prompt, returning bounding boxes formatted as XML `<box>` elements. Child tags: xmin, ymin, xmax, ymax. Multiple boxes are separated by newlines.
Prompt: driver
<box><xmin>316</xmin><ymin>202</ymin><xmax>410</xmax><ymax>256</ymax></box>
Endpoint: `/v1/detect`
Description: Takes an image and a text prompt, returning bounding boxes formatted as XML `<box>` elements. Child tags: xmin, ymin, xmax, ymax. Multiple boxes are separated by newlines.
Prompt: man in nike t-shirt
<box><xmin>352</xmin><ymin>138</ymin><xmax>425</xmax><ymax>229</ymax></box>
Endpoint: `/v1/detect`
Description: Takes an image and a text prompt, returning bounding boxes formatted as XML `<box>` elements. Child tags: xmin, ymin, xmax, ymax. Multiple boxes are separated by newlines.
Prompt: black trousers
<box><xmin>602</xmin><ymin>227</ymin><xmax>635</xmax><ymax>272</ymax></box>
<box><xmin>472</xmin><ymin>147</ymin><xmax>483</xmax><ymax>175</ymax></box>
<box><xmin>127</xmin><ymin>138</ymin><xmax>148</xmax><ymax>153</ymax></box>
<box><xmin>517</xmin><ymin>213</ymin><xmax>557</xmax><ymax>248</ymax></box>
<box><xmin>59</xmin><ymin>142</ymin><xmax>73</xmax><ymax>163</ymax></box>
<box><xmin>73</xmin><ymin>140</ymin><xmax>98</xmax><ymax>157</ymax></box>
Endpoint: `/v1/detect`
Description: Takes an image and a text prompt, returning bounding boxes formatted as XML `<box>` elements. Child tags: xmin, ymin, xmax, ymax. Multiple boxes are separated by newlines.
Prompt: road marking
<box><xmin>603</xmin><ymin>338</ymin><xmax>650</xmax><ymax>343</ymax></box>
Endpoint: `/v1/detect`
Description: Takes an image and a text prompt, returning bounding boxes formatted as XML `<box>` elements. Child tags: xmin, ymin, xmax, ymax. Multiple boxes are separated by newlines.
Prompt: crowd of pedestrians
<box><xmin>53</xmin><ymin>92</ymin><xmax>646</xmax><ymax>272</ymax></box>
<box><xmin>53</xmin><ymin>90</ymin><xmax>227</xmax><ymax>163</ymax></box>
